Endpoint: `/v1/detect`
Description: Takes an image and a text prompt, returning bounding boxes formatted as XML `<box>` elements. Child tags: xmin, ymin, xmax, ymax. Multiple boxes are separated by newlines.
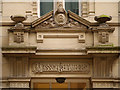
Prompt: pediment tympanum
<box><xmin>32</xmin><ymin>2</ymin><xmax>91</xmax><ymax>30</ymax></box>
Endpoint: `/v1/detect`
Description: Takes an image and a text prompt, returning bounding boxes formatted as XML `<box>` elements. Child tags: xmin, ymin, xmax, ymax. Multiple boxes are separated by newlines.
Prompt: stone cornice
<box><xmin>92</xmin><ymin>78</ymin><xmax>120</xmax><ymax>83</ymax></box>
<box><xmin>86</xmin><ymin>46</ymin><xmax>120</xmax><ymax>50</ymax></box>
<box><xmin>87</xmin><ymin>46</ymin><xmax>120</xmax><ymax>54</ymax></box>
<box><xmin>68</xmin><ymin>10</ymin><xmax>91</xmax><ymax>27</ymax></box>
<box><xmin>2</xmin><ymin>46</ymin><xmax>37</xmax><ymax>54</ymax></box>
<box><xmin>2</xmin><ymin>46</ymin><xmax>37</xmax><ymax>49</ymax></box>
<box><xmin>90</xmin><ymin>22</ymin><xmax>120</xmax><ymax>27</ymax></box>
<box><xmin>1</xmin><ymin>22</ymin><xmax>31</xmax><ymax>26</ymax></box>
<box><xmin>1</xmin><ymin>22</ymin><xmax>120</xmax><ymax>27</ymax></box>
<box><xmin>32</xmin><ymin>11</ymin><xmax>53</xmax><ymax>27</ymax></box>
<box><xmin>33</xmin><ymin>28</ymin><xmax>89</xmax><ymax>33</ymax></box>
<box><xmin>8</xmin><ymin>78</ymin><xmax>31</xmax><ymax>82</ymax></box>
<box><xmin>2</xmin><ymin>46</ymin><xmax>120</xmax><ymax>55</ymax></box>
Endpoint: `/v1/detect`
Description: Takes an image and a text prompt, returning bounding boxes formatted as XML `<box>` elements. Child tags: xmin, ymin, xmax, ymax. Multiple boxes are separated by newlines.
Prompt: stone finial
<box><xmin>57</xmin><ymin>0</ymin><xmax>64</xmax><ymax>13</ymax></box>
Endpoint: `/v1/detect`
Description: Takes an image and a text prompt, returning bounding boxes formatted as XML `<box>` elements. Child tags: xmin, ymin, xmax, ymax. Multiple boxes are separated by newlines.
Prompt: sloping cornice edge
<box><xmin>32</xmin><ymin>11</ymin><xmax>54</xmax><ymax>27</ymax></box>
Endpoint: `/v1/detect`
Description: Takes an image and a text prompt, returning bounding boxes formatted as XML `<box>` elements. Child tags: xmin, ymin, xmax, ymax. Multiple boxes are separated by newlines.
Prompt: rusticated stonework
<box><xmin>32</xmin><ymin>62</ymin><xmax>90</xmax><ymax>73</ymax></box>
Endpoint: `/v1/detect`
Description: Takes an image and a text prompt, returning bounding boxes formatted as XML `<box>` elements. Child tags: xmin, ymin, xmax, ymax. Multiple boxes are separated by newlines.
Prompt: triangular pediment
<box><xmin>32</xmin><ymin>10</ymin><xmax>91</xmax><ymax>30</ymax></box>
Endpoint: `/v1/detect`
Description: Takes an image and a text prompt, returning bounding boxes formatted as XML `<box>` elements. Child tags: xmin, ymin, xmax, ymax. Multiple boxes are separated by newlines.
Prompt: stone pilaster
<box><xmin>9</xmin><ymin>57</ymin><xmax>29</xmax><ymax>78</ymax></box>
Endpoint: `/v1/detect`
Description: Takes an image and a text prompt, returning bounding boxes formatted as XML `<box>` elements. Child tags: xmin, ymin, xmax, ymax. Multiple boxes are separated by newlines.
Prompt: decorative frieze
<box><xmin>32</xmin><ymin>62</ymin><xmax>90</xmax><ymax>73</ymax></box>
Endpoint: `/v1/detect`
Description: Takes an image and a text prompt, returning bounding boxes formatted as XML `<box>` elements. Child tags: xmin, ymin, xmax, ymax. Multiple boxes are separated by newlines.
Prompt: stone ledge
<box><xmin>87</xmin><ymin>46</ymin><xmax>120</xmax><ymax>54</ymax></box>
<box><xmin>2</xmin><ymin>46</ymin><xmax>37</xmax><ymax>54</ymax></box>
<box><xmin>86</xmin><ymin>46</ymin><xmax>120</xmax><ymax>50</ymax></box>
<box><xmin>2</xmin><ymin>46</ymin><xmax>37</xmax><ymax>50</ymax></box>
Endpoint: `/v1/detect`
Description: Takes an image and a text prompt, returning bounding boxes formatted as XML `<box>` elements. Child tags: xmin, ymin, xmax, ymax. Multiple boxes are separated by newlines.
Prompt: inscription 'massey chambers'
<box><xmin>32</xmin><ymin>62</ymin><xmax>90</xmax><ymax>73</ymax></box>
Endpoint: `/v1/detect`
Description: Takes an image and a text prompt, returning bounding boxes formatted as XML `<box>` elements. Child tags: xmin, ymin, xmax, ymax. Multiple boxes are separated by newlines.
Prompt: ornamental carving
<box><xmin>35</xmin><ymin>18</ymin><xmax>87</xmax><ymax>29</ymax></box>
<box><xmin>9</xmin><ymin>16</ymin><xmax>27</xmax><ymax>44</ymax></box>
<box><xmin>10</xmin><ymin>82</ymin><xmax>29</xmax><ymax>88</ymax></box>
<box><xmin>93</xmin><ymin>82</ymin><xmax>113</xmax><ymax>88</ymax></box>
<box><xmin>35</xmin><ymin>1</ymin><xmax>87</xmax><ymax>29</ymax></box>
<box><xmin>94</xmin><ymin>15</ymin><xmax>115</xmax><ymax>45</ymax></box>
<box><xmin>98</xmin><ymin>32</ymin><xmax>109</xmax><ymax>44</ymax></box>
<box><xmin>14</xmin><ymin>32</ymin><xmax>24</xmax><ymax>43</ymax></box>
<box><xmin>32</xmin><ymin>62</ymin><xmax>90</xmax><ymax>73</ymax></box>
<box><xmin>54</xmin><ymin>2</ymin><xmax>68</xmax><ymax>26</ymax></box>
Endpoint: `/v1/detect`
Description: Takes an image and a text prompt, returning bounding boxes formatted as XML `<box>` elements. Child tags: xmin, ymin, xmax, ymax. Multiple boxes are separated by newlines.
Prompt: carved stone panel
<box><xmin>32</xmin><ymin>62</ymin><xmax>90</xmax><ymax>74</ymax></box>
<box><xmin>93</xmin><ymin>82</ymin><xmax>113</xmax><ymax>88</ymax></box>
<box><xmin>98</xmin><ymin>32</ymin><xmax>109</xmax><ymax>44</ymax></box>
<box><xmin>14</xmin><ymin>32</ymin><xmax>24</xmax><ymax>43</ymax></box>
<box><xmin>10</xmin><ymin>82</ymin><xmax>29</xmax><ymax>88</ymax></box>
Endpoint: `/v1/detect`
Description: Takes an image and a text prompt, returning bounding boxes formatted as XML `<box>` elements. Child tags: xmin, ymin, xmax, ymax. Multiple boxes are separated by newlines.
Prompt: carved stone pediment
<box><xmin>32</xmin><ymin>7</ymin><xmax>90</xmax><ymax>30</ymax></box>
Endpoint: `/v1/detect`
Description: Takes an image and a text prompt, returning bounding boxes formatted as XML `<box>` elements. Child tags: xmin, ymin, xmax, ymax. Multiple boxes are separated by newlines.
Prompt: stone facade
<box><xmin>0</xmin><ymin>0</ymin><xmax>120</xmax><ymax>89</ymax></box>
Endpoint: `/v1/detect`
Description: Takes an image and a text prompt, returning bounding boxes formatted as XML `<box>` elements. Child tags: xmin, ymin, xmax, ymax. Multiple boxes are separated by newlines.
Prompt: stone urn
<box><xmin>11</xmin><ymin>15</ymin><xmax>27</xmax><ymax>23</ymax></box>
<box><xmin>10</xmin><ymin>15</ymin><xmax>27</xmax><ymax>29</ymax></box>
<box><xmin>94</xmin><ymin>14</ymin><xmax>112</xmax><ymax>23</ymax></box>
